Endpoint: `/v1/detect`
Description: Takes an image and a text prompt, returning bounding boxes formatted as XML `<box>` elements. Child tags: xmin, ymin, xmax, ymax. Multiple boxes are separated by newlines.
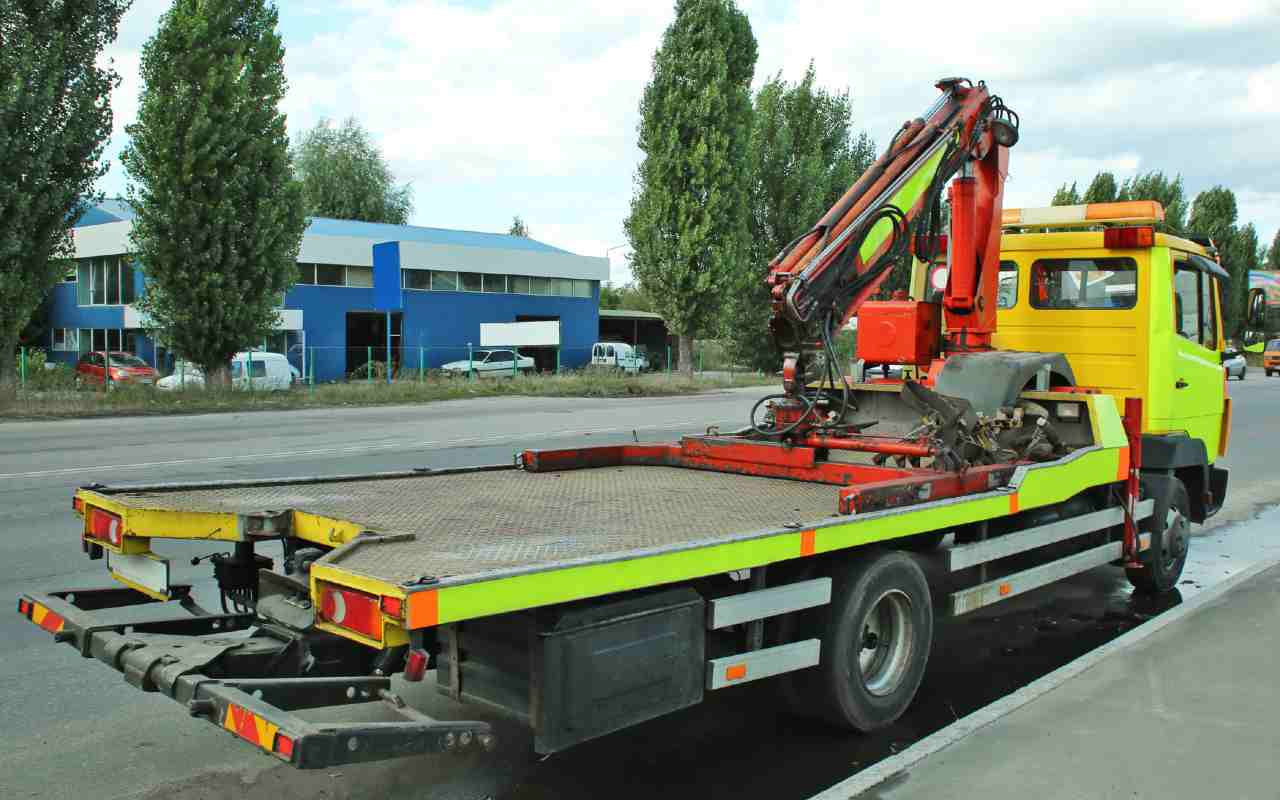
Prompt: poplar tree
<box><xmin>293</xmin><ymin>117</ymin><xmax>412</xmax><ymax>224</ymax></box>
<box><xmin>723</xmin><ymin>63</ymin><xmax>875</xmax><ymax>371</ymax></box>
<box><xmin>124</xmin><ymin>0</ymin><xmax>306</xmax><ymax>381</ymax></box>
<box><xmin>1189</xmin><ymin>186</ymin><xmax>1245</xmax><ymax>337</ymax></box>
<box><xmin>625</xmin><ymin>0</ymin><xmax>757</xmax><ymax>375</ymax></box>
<box><xmin>0</xmin><ymin>0</ymin><xmax>129</xmax><ymax>385</ymax></box>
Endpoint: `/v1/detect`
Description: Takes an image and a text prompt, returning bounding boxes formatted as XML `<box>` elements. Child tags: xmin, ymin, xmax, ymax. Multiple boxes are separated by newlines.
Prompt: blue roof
<box><xmin>305</xmin><ymin>217</ymin><xmax>571</xmax><ymax>254</ymax></box>
<box><xmin>74</xmin><ymin>198</ymin><xmax>136</xmax><ymax>227</ymax></box>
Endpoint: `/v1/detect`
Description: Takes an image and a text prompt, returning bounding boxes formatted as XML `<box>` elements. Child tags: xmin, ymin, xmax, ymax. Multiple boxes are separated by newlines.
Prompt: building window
<box><xmin>431</xmin><ymin>271</ymin><xmax>458</xmax><ymax>291</ymax></box>
<box><xmin>573</xmin><ymin>279</ymin><xmax>593</xmax><ymax>298</ymax></box>
<box><xmin>510</xmin><ymin>275</ymin><xmax>531</xmax><ymax>294</ymax></box>
<box><xmin>346</xmin><ymin>266</ymin><xmax>373</xmax><ymax>287</ymax></box>
<box><xmin>297</xmin><ymin>263</ymin><xmax>316</xmax><ymax>284</ymax></box>
<box><xmin>552</xmin><ymin>278</ymin><xmax>574</xmax><ymax>297</ymax></box>
<box><xmin>403</xmin><ymin>269</ymin><xmax>431</xmax><ymax>290</ymax></box>
<box><xmin>52</xmin><ymin>328</ymin><xmax>78</xmax><ymax>351</ymax></box>
<box><xmin>315</xmin><ymin>264</ymin><xmax>345</xmax><ymax>286</ymax></box>
<box><xmin>76</xmin><ymin>256</ymin><xmax>134</xmax><ymax>306</ymax></box>
<box><xmin>530</xmin><ymin>276</ymin><xmax>551</xmax><ymax>295</ymax></box>
<box><xmin>482</xmin><ymin>274</ymin><xmax>506</xmax><ymax>293</ymax></box>
<box><xmin>460</xmin><ymin>272</ymin><xmax>483</xmax><ymax>292</ymax></box>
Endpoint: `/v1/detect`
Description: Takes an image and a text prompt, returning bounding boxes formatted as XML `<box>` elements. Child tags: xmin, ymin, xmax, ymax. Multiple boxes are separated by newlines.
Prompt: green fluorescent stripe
<box><xmin>433</xmin><ymin>445</ymin><xmax>1121</xmax><ymax>627</ymax></box>
<box><xmin>858</xmin><ymin>144</ymin><xmax>949</xmax><ymax>261</ymax></box>
<box><xmin>1091</xmin><ymin>395</ymin><xmax>1128</xmax><ymax>448</ymax></box>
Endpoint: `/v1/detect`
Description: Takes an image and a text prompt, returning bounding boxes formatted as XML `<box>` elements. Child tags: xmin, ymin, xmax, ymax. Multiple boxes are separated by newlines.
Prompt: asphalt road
<box><xmin>1</xmin><ymin>378</ymin><xmax>1276</xmax><ymax>800</ymax></box>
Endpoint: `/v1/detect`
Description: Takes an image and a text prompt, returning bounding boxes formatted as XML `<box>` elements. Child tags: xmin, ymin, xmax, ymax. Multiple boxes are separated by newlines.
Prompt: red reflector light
<box><xmin>273</xmin><ymin>732</ymin><xmax>295</xmax><ymax>759</ymax></box>
<box><xmin>1104</xmin><ymin>226</ymin><xmax>1155</xmax><ymax>249</ymax></box>
<box><xmin>72</xmin><ymin>497</ymin><xmax>84</xmax><ymax>514</ymax></box>
<box><xmin>87</xmin><ymin>508</ymin><xmax>123</xmax><ymax>546</ymax></box>
<box><xmin>318</xmin><ymin>584</ymin><xmax>382</xmax><ymax>641</ymax></box>
<box><xmin>17</xmin><ymin>598</ymin><xmax>32</xmax><ymax>617</ymax></box>
<box><xmin>380</xmin><ymin>595</ymin><xmax>404</xmax><ymax>618</ymax></box>
<box><xmin>403</xmin><ymin>648</ymin><xmax>429</xmax><ymax>682</ymax></box>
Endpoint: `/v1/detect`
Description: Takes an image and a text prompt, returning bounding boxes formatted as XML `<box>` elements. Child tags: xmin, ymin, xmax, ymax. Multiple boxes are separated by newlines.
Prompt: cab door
<box><xmin>1149</xmin><ymin>249</ymin><xmax>1224</xmax><ymax>454</ymax></box>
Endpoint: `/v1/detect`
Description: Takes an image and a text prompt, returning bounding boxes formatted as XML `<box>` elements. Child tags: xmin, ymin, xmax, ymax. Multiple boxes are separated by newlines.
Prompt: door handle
<box><xmin>1175</xmin><ymin>379</ymin><xmax>1189</xmax><ymax>389</ymax></box>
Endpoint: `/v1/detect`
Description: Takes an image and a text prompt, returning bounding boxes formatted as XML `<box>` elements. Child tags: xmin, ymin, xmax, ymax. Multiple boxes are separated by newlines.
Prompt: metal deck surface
<box><xmin>112</xmin><ymin>466</ymin><xmax>841</xmax><ymax>583</ymax></box>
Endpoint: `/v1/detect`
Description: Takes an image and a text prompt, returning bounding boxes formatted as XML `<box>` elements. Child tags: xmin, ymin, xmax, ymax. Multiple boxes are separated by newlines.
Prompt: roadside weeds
<box><xmin>0</xmin><ymin>371</ymin><xmax>774</xmax><ymax>421</ymax></box>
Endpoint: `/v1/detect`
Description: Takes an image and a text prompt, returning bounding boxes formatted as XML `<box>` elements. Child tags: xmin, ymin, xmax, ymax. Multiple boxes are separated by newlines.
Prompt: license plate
<box><xmin>107</xmin><ymin>551</ymin><xmax>172</xmax><ymax>599</ymax></box>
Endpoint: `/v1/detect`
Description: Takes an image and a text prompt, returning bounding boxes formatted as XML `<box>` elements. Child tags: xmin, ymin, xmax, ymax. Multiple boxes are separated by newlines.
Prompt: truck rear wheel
<box><xmin>800</xmin><ymin>550</ymin><xmax>934</xmax><ymax>732</ymax></box>
<box><xmin>1126</xmin><ymin>475</ymin><xmax>1190</xmax><ymax>594</ymax></box>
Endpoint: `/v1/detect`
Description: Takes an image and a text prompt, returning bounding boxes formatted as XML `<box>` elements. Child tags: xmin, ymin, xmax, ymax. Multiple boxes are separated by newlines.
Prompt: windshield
<box><xmin>474</xmin><ymin>351</ymin><xmax>491</xmax><ymax>361</ymax></box>
<box><xmin>109</xmin><ymin>353</ymin><xmax>148</xmax><ymax>368</ymax></box>
<box><xmin>1268</xmin><ymin>339</ymin><xmax>1280</xmax><ymax>351</ymax></box>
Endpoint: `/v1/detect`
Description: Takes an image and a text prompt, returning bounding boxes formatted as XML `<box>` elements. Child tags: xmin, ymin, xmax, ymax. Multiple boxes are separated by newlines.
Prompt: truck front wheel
<box><xmin>1126</xmin><ymin>475</ymin><xmax>1190</xmax><ymax>594</ymax></box>
<box><xmin>811</xmin><ymin>550</ymin><xmax>934</xmax><ymax>731</ymax></box>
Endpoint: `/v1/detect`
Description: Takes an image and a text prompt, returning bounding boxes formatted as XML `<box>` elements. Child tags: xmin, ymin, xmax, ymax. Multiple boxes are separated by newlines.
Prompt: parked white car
<box><xmin>157</xmin><ymin>352</ymin><xmax>295</xmax><ymax>392</ymax></box>
<box><xmin>591</xmin><ymin>341</ymin><xmax>648</xmax><ymax>373</ymax></box>
<box><xmin>440</xmin><ymin>349</ymin><xmax>535</xmax><ymax>377</ymax></box>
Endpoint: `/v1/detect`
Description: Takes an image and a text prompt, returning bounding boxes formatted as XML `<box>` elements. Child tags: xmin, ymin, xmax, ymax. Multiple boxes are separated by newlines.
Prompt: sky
<box><xmin>95</xmin><ymin>0</ymin><xmax>1280</xmax><ymax>283</ymax></box>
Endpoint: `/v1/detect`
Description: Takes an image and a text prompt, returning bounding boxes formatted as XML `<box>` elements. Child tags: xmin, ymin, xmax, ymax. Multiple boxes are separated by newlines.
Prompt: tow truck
<box><xmin>18</xmin><ymin>78</ymin><xmax>1230</xmax><ymax>770</ymax></box>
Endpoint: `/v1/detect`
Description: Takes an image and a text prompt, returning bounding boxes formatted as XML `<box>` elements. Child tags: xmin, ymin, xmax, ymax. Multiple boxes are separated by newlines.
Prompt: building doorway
<box><xmin>346</xmin><ymin>312</ymin><xmax>402</xmax><ymax>377</ymax></box>
<box><xmin>515</xmin><ymin>315</ymin><xmax>560</xmax><ymax>372</ymax></box>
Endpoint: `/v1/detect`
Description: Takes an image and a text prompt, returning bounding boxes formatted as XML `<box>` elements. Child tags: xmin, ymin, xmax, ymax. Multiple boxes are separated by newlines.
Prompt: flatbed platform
<box><xmin>110</xmin><ymin>465</ymin><xmax>841</xmax><ymax>584</ymax></box>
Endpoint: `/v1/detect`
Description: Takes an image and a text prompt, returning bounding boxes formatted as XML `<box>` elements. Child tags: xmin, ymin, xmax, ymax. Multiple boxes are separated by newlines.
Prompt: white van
<box><xmin>157</xmin><ymin>351</ymin><xmax>295</xmax><ymax>392</ymax></box>
<box><xmin>591</xmin><ymin>341</ymin><xmax>648</xmax><ymax>373</ymax></box>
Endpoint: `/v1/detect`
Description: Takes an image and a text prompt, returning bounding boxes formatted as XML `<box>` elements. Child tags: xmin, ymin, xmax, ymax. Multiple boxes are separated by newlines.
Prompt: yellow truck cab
<box><xmin>992</xmin><ymin>201</ymin><xmax>1230</xmax><ymax>521</ymax></box>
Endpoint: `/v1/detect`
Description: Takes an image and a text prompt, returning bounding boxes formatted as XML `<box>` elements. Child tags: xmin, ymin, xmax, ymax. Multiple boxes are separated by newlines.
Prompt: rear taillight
<box><xmin>72</xmin><ymin>496</ymin><xmax>84</xmax><ymax>514</ymax></box>
<box><xmin>318</xmin><ymin>584</ymin><xmax>383</xmax><ymax>641</ymax></box>
<box><xmin>403</xmin><ymin>648</ymin><xmax>429</xmax><ymax>682</ymax></box>
<box><xmin>87</xmin><ymin>508</ymin><xmax>123</xmax><ymax>547</ymax></box>
<box><xmin>380</xmin><ymin>595</ymin><xmax>404</xmax><ymax>618</ymax></box>
<box><xmin>1103</xmin><ymin>226</ymin><xmax>1155</xmax><ymax>249</ymax></box>
<box><xmin>17</xmin><ymin>598</ymin><xmax>32</xmax><ymax>617</ymax></box>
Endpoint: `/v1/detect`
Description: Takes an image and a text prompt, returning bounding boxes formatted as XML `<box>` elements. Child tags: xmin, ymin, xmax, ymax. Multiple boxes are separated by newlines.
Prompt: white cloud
<box><xmin>94</xmin><ymin>0</ymin><xmax>1280</xmax><ymax>268</ymax></box>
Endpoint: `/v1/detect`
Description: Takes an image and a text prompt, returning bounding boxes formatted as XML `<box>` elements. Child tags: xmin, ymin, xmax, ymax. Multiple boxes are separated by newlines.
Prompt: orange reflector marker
<box><xmin>998</xmin><ymin>583</ymin><xmax>1012</xmax><ymax>597</ymax></box>
<box><xmin>800</xmin><ymin>529</ymin><xmax>817</xmax><ymax>556</ymax></box>
<box><xmin>1116</xmin><ymin>446</ymin><xmax>1131</xmax><ymax>482</ymax></box>
<box><xmin>1103</xmin><ymin>226</ymin><xmax>1155</xmax><ymax>249</ymax></box>
<box><xmin>407</xmin><ymin>588</ymin><xmax>439</xmax><ymax>629</ymax></box>
<box><xmin>273</xmin><ymin>732</ymin><xmax>295</xmax><ymax>760</ymax></box>
<box><xmin>725</xmin><ymin>664</ymin><xmax>748</xmax><ymax>681</ymax></box>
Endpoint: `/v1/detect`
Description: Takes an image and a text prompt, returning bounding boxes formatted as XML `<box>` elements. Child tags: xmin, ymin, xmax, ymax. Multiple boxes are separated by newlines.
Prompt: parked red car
<box><xmin>74</xmin><ymin>351</ymin><xmax>159</xmax><ymax>387</ymax></box>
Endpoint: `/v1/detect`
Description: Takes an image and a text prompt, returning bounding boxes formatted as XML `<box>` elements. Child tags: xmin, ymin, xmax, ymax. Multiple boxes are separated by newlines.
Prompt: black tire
<box><xmin>783</xmin><ymin>550</ymin><xmax>933</xmax><ymax>731</ymax></box>
<box><xmin>1268</xmin><ymin>370</ymin><xmax>1275</xmax><ymax>377</ymax></box>
<box><xmin>1126</xmin><ymin>475</ymin><xmax>1190</xmax><ymax>594</ymax></box>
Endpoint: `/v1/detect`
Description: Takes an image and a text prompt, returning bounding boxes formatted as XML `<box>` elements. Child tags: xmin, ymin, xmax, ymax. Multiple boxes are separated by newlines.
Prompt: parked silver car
<box><xmin>1223</xmin><ymin>351</ymin><xmax>1247</xmax><ymax>381</ymax></box>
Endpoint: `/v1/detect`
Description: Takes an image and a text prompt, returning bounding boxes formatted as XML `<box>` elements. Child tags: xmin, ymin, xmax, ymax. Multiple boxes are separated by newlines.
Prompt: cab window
<box><xmin>996</xmin><ymin>261</ymin><xmax>1018</xmax><ymax>309</ymax></box>
<box><xmin>248</xmin><ymin>359</ymin><xmax>267</xmax><ymax>378</ymax></box>
<box><xmin>1173</xmin><ymin>262</ymin><xmax>1218</xmax><ymax>349</ymax></box>
<box><xmin>1029</xmin><ymin>258</ymin><xmax>1137</xmax><ymax>309</ymax></box>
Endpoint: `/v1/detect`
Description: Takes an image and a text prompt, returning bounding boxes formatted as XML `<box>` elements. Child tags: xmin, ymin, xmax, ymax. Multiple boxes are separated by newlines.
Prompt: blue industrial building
<box><xmin>47</xmin><ymin>201</ymin><xmax>608</xmax><ymax>380</ymax></box>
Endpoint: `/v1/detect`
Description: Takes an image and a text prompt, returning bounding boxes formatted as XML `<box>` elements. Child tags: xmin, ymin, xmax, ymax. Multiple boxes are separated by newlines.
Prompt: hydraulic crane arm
<box><xmin>765</xmin><ymin>78</ymin><xmax>1019</xmax><ymax>367</ymax></box>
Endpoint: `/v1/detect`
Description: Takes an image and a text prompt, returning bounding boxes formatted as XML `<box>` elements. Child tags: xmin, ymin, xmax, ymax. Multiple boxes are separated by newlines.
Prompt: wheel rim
<box><xmin>857</xmin><ymin>589</ymin><xmax>914</xmax><ymax>697</ymax></box>
<box><xmin>1163</xmin><ymin>507</ymin><xmax>1189</xmax><ymax>568</ymax></box>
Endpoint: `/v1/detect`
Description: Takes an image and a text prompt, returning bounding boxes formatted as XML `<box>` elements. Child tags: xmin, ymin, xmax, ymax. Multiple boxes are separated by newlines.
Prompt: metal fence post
<box><xmin>698</xmin><ymin>347</ymin><xmax>703</xmax><ymax>374</ymax></box>
<box><xmin>512</xmin><ymin>346</ymin><xmax>518</xmax><ymax>378</ymax></box>
<box><xmin>467</xmin><ymin>343</ymin><xmax>474</xmax><ymax>380</ymax></box>
<box><xmin>419</xmin><ymin>346</ymin><xmax>424</xmax><ymax>382</ymax></box>
<box><xmin>18</xmin><ymin>347</ymin><xmax>26</xmax><ymax>389</ymax></box>
<box><xmin>556</xmin><ymin>347</ymin><xmax>561</xmax><ymax>375</ymax></box>
<box><xmin>666</xmin><ymin>344</ymin><xmax>672</xmax><ymax>376</ymax></box>
<box><xmin>308</xmin><ymin>347</ymin><xmax>315</xmax><ymax>393</ymax></box>
<box><xmin>366</xmin><ymin>346</ymin><xmax>373</xmax><ymax>384</ymax></box>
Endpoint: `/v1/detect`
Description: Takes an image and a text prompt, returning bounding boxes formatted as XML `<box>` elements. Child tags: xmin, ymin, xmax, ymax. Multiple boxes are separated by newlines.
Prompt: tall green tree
<box><xmin>508</xmin><ymin>216</ymin><xmax>530</xmax><ymax>238</ymax></box>
<box><xmin>292</xmin><ymin>117</ymin><xmax>411</xmax><ymax>224</ymax></box>
<box><xmin>1188</xmin><ymin>186</ymin><xmax>1245</xmax><ymax>337</ymax></box>
<box><xmin>124</xmin><ymin>0</ymin><xmax>306</xmax><ymax>381</ymax></box>
<box><xmin>1082</xmin><ymin>172</ymin><xmax>1118</xmax><ymax>203</ymax></box>
<box><xmin>0</xmin><ymin>0</ymin><xmax>129</xmax><ymax>386</ymax></box>
<box><xmin>1050</xmin><ymin>182</ymin><xmax>1081</xmax><ymax>206</ymax></box>
<box><xmin>722</xmin><ymin>63</ymin><xmax>875</xmax><ymax>371</ymax></box>
<box><xmin>599</xmin><ymin>282</ymin><xmax>654</xmax><ymax>312</ymax></box>
<box><xmin>1118</xmin><ymin>171</ymin><xmax>1187</xmax><ymax>234</ymax></box>
<box><xmin>1265</xmin><ymin>229</ymin><xmax>1280</xmax><ymax>271</ymax></box>
<box><xmin>625</xmin><ymin>0</ymin><xmax>757</xmax><ymax>376</ymax></box>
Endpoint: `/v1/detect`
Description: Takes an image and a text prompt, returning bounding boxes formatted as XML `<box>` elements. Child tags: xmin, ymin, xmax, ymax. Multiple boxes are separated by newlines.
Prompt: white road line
<box><xmin>0</xmin><ymin>418</ymin><xmax>735</xmax><ymax>480</ymax></box>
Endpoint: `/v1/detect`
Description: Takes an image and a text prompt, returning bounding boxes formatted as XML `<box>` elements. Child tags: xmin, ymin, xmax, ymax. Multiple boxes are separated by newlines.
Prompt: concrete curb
<box><xmin>808</xmin><ymin>550</ymin><xmax>1280</xmax><ymax>800</ymax></box>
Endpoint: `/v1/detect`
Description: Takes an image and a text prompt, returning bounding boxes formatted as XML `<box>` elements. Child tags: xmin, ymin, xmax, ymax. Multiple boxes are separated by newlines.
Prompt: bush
<box><xmin>15</xmin><ymin>349</ymin><xmax>78</xmax><ymax>390</ymax></box>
